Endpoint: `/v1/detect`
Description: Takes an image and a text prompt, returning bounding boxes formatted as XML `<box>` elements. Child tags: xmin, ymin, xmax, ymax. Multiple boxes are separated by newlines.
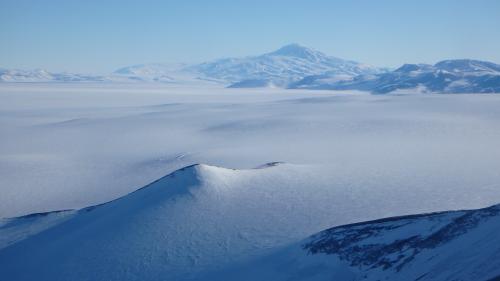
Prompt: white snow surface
<box><xmin>205</xmin><ymin>204</ymin><xmax>500</xmax><ymax>281</ymax></box>
<box><xmin>1</xmin><ymin>83</ymin><xmax>500</xmax><ymax>219</ymax></box>
<box><xmin>0</xmin><ymin>163</ymin><xmax>499</xmax><ymax>280</ymax></box>
<box><xmin>0</xmin><ymin>163</ymin><xmax>391</xmax><ymax>280</ymax></box>
<box><xmin>1</xmin><ymin>83</ymin><xmax>500</xmax><ymax>280</ymax></box>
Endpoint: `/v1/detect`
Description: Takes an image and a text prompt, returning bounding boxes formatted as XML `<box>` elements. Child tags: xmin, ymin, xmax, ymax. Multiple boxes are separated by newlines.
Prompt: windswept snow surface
<box><xmin>1</xmin><ymin>83</ymin><xmax>500</xmax><ymax>280</ymax></box>
<box><xmin>0</xmin><ymin>163</ymin><xmax>397</xmax><ymax>280</ymax></box>
<box><xmin>1</xmin><ymin>83</ymin><xmax>500</xmax><ymax>220</ymax></box>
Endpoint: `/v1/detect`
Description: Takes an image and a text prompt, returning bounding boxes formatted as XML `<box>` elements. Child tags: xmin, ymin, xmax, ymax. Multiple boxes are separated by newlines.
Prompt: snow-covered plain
<box><xmin>1</xmin><ymin>83</ymin><xmax>500</xmax><ymax>219</ymax></box>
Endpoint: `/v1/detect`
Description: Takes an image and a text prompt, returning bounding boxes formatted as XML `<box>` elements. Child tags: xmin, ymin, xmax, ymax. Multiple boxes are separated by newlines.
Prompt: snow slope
<box><xmin>1</xmin><ymin>163</ymin><xmax>499</xmax><ymax>280</ymax></box>
<box><xmin>0</xmin><ymin>162</ymin><xmax>384</xmax><ymax>281</ymax></box>
<box><xmin>207</xmin><ymin>204</ymin><xmax>500</xmax><ymax>281</ymax></box>
<box><xmin>293</xmin><ymin>59</ymin><xmax>500</xmax><ymax>93</ymax></box>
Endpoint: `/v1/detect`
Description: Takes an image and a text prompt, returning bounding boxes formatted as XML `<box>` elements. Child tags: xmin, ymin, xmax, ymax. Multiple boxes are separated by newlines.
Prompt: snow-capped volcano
<box><xmin>270</xmin><ymin>43</ymin><xmax>327</xmax><ymax>60</ymax></box>
<box><xmin>293</xmin><ymin>59</ymin><xmax>500</xmax><ymax>93</ymax></box>
<box><xmin>192</xmin><ymin>43</ymin><xmax>381</xmax><ymax>87</ymax></box>
<box><xmin>108</xmin><ymin>44</ymin><xmax>382</xmax><ymax>87</ymax></box>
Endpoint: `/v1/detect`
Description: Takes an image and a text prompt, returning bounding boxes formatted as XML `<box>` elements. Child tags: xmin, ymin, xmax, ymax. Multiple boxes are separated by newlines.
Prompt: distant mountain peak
<box><xmin>394</xmin><ymin>63</ymin><xmax>433</xmax><ymax>73</ymax></box>
<box><xmin>268</xmin><ymin>43</ymin><xmax>326</xmax><ymax>60</ymax></box>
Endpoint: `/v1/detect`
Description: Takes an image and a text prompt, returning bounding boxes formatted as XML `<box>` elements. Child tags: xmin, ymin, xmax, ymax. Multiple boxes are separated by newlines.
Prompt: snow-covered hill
<box><xmin>292</xmin><ymin>59</ymin><xmax>500</xmax><ymax>93</ymax></box>
<box><xmin>1</xmin><ymin>162</ymin><xmax>499</xmax><ymax>280</ymax></box>
<box><xmin>209</xmin><ymin>204</ymin><xmax>500</xmax><ymax>281</ymax></box>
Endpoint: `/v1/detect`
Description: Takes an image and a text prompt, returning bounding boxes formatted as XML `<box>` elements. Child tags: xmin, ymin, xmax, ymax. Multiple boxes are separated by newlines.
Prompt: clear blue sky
<box><xmin>1</xmin><ymin>0</ymin><xmax>499</xmax><ymax>73</ymax></box>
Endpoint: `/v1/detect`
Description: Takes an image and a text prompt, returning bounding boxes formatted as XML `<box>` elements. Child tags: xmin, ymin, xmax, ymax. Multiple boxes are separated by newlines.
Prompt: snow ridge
<box><xmin>205</xmin><ymin>204</ymin><xmax>500</xmax><ymax>281</ymax></box>
<box><xmin>305</xmin><ymin>204</ymin><xmax>500</xmax><ymax>274</ymax></box>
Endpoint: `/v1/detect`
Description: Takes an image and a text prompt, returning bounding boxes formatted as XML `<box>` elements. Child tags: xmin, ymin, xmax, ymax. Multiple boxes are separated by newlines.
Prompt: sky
<box><xmin>1</xmin><ymin>0</ymin><xmax>500</xmax><ymax>73</ymax></box>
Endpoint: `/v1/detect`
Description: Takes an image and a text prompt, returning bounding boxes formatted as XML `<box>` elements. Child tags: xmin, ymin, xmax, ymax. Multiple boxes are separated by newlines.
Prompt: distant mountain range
<box><xmin>292</xmin><ymin>59</ymin><xmax>500</xmax><ymax>93</ymax></box>
<box><xmin>2</xmin><ymin>44</ymin><xmax>500</xmax><ymax>93</ymax></box>
<box><xmin>110</xmin><ymin>43</ymin><xmax>383</xmax><ymax>87</ymax></box>
<box><xmin>0</xmin><ymin>68</ymin><xmax>111</xmax><ymax>83</ymax></box>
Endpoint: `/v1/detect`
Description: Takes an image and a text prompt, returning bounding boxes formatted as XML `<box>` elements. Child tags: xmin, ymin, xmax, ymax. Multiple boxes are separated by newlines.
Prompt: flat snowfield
<box><xmin>1</xmin><ymin>83</ymin><xmax>500</xmax><ymax>218</ymax></box>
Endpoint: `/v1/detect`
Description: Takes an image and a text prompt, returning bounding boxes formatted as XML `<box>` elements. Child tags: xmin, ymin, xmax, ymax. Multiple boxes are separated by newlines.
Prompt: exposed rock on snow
<box><xmin>207</xmin><ymin>204</ymin><xmax>500</xmax><ymax>281</ymax></box>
